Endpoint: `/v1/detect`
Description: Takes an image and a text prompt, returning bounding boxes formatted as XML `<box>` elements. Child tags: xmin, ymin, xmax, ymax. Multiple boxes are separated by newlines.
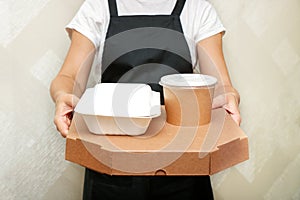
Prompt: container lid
<box><xmin>159</xmin><ymin>74</ymin><xmax>217</xmax><ymax>88</ymax></box>
<box><xmin>75</xmin><ymin>83</ymin><xmax>161</xmax><ymax>117</ymax></box>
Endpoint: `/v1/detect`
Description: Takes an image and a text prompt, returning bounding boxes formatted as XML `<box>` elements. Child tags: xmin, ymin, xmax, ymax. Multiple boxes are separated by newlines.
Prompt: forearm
<box><xmin>50</xmin><ymin>74</ymin><xmax>82</xmax><ymax>103</ymax></box>
<box><xmin>50</xmin><ymin>30</ymin><xmax>96</xmax><ymax>103</ymax></box>
<box><xmin>50</xmin><ymin>59</ymin><xmax>94</xmax><ymax>103</ymax></box>
<box><xmin>197</xmin><ymin>33</ymin><xmax>239</xmax><ymax>102</ymax></box>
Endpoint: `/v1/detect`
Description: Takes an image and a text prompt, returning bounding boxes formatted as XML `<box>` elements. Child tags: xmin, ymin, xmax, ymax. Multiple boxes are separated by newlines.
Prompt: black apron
<box><xmin>101</xmin><ymin>0</ymin><xmax>193</xmax><ymax>104</ymax></box>
<box><xmin>84</xmin><ymin>0</ymin><xmax>213</xmax><ymax>199</ymax></box>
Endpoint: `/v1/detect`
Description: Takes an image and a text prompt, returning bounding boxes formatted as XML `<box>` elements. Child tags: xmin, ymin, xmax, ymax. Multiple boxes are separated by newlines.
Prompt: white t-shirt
<box><xmin>66</xmin><ymin>0</ymin><xmax>225</xmax><ymax>81</ymax></box>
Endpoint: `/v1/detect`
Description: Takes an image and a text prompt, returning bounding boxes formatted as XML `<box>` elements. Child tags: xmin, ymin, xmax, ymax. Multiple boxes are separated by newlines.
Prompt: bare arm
<box><xmin>197</xmin><ymin>33</ymin><xmax>241</xmax><ymax>125</ymax></box>
<box><xmin>50</xmin><ymin>30</ymin><xmax>96</xmax><ymax>137</ymax></box>
<box><xmin>50</xmin><ymin>30</ymin><xmax>96</xmax><ymax>101</ymax></box>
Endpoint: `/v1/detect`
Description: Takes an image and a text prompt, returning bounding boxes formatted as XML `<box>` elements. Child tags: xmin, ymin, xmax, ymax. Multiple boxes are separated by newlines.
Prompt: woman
<box><xmin>50</xmin><ymin>0</ymin><xmax>241</xmax><ymax>199</ymax></box>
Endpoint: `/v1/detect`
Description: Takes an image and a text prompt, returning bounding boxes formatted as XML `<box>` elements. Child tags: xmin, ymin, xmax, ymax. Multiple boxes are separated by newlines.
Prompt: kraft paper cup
<box><xmin>159</xmin><ymin>74</ymin><xmax>217</xmax><ymax>126</ymax></box>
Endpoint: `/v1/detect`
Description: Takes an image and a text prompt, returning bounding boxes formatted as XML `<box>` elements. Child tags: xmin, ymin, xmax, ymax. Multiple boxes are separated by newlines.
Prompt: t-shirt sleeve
<box><xmin>194</xmin><ymin>1</ymin><xmax>225</xmax><ymax>43</ymax></box>
<box><xmin>65</xmin><ymin>0</ymin><xmax>102</xmax><ymax>48</ymax></box>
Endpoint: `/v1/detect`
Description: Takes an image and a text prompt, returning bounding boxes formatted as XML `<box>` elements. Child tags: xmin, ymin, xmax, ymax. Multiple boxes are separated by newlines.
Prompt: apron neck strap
<box><xmin>171</xmin><ymin>0</ymin><xmax>186</xmax><ymax>16</ymax></box>
<box><xmin>108</xmin><ymin>0</ymin><xmax>118</xmax><ymax>17</ymax></box>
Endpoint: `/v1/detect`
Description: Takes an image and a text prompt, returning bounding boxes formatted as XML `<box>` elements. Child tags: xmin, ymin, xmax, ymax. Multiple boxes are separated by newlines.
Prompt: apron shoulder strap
<box><xmin>171</xmin><ymin>0</ymin><xmax>186</xmax><ymax>16</ymax></box>
<box><xmin>108</xmin><ymin>0</ymin><xmax>118</xmax><ymax>17</ymax></box>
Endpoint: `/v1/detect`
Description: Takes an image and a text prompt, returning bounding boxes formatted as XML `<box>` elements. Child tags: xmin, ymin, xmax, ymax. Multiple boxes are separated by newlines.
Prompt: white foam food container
<box><xmin>74</xmin><ymin>83</ymin><xmax>161</xmax><ymax>135</ymax></box>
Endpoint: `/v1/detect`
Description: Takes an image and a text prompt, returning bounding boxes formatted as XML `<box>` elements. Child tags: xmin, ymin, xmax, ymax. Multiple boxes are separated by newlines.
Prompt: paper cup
<box><xmin>159</xmin><ymin>74</ymin><xmax>217</xmax><ymax>126</ymax></box>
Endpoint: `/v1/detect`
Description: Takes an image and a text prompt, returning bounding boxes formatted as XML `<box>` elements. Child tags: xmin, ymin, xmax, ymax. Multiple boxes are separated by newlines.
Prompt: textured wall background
<box><xmin>0</xmin><ymin>0</ymin><xmax>299</xmax><ymax>199</ymax></box>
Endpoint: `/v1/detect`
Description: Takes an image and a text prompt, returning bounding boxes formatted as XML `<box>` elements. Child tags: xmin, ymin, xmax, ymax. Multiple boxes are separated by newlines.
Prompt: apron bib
<box><xmin>101</xmin><ymin>0</ymin><xmax>193</xmax><ymax>104</ymax></box>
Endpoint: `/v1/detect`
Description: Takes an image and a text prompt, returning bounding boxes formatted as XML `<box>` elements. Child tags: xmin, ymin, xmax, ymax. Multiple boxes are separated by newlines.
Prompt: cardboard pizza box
<box><xmin>65</xmin><ymin>107</ymin><xmax>249</xmax><ymax>175</ymax></box>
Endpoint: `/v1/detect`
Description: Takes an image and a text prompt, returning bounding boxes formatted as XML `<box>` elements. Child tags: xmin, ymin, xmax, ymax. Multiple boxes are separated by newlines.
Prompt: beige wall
<box><xmin>0</xmin><ymin>0</ymin><xmax>299</xmax><ymax>199</ymax></box>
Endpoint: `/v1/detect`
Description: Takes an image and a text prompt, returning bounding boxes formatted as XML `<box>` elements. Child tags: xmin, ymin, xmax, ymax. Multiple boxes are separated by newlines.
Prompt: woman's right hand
<box><xmin>54</xmin><ymin>93</ymin><xmax>79</xmax><ymax>137</ymax></box>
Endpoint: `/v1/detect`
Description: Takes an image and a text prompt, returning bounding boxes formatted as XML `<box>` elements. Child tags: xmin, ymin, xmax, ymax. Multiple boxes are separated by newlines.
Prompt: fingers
<box><xmin>54</xmin><ymin>115</ymin><xmax>69</xmax><ymax>138</ymax></box>
<box><xmin>54</xmin><ymin>94</ymin><xmax>79</xmax><ymax>137</ymax></box>
<box><xmin>231</xmin><ymin>113</ymin><xmax>242</xmax><ymax>126</ymax></box>
<box><xmin>212</xmin><ymin>93</ymin><xmax>242</xmax><ymax>126</ymax></box>
<box><xmin>223</xmin><ymin>104</ymin><xmax>241</xmax><ymax>125</ymax></box>
<box><xmin>223</xmin><ymin>96</ymin><xmax>241</xmax><ymax>126</ymax></box>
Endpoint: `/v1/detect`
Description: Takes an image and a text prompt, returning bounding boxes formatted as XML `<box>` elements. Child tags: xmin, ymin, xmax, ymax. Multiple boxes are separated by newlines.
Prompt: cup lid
<box><xmin>159</xmin><ymin>74</ymin><xmax>217</xmax><ymax>87</ymax></box>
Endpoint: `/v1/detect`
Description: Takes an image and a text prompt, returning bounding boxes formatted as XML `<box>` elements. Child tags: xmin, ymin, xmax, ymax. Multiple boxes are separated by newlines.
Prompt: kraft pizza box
<box><xmin>65</xmin><ymin>107</ymin><xmax>249</xmax><ymax>175</ymax></box>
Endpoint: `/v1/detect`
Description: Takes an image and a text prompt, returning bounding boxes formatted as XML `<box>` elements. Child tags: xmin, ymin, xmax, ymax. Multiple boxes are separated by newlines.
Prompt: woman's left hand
<box><xmin>212</xmin><ymin>93</ymin><xmax>241</xmax><ymax>126</ymax></box>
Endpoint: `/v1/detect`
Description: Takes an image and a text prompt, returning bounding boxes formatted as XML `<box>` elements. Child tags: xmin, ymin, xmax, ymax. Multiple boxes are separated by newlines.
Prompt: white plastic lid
<box><xmin>75</xmin><ymin>83</ymin><xmax>161</xmax><ymax>117</ymax></box>
<box><xmin>159</xmin><ymin>74</ymin><xmax>217</xmax><ymax>88</ymax></box>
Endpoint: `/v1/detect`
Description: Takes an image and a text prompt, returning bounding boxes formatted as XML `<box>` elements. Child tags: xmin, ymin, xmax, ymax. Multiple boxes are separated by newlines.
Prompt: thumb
<box><xmin>212</xmin><ymin>95</ymin><xmax>226</xmax><ymax>109</ymax></box>
<box><xmin>60</xmin><ymin>94</ymin><xmax>80</xmax><ymax>108</ymax></box>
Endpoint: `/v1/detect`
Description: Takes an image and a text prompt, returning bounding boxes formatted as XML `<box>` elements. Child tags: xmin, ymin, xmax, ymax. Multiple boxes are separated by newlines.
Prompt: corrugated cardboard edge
<box><xmin>210</xmin><ymin>136</ymin><xmax>249</xmax><ymax>174</ymax></box>
<box><xmin>109</xmin><ymin>151</ymin><xmax>210</xmax><ymax>176</ymax></box>
<box><xmin>66</xmin><ymin>135</ymin><xmax>112</xmax><ymax>175</ymax></box>
<box><xmin>65</xmin><ymin>137</ymin><xmax>211</xmax><ymax>175</ymax></box>
<box><xmin>65</xmin><ymin>135</ymin><xmax>248</xmax><ymax>175</ymax></box>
